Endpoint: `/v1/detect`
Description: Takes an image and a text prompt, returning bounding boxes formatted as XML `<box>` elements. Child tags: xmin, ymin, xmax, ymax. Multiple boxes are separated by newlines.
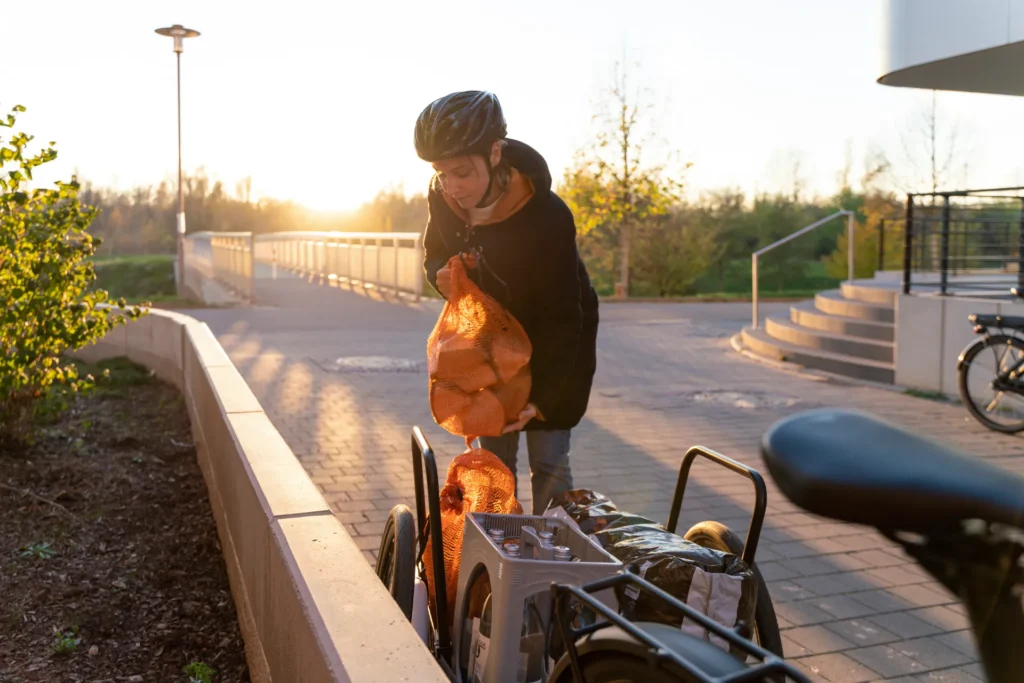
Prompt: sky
<box><xmin>4</xmin><ymin>0</ymin><xmax>1024</xmax><ymax>213</ymax></box>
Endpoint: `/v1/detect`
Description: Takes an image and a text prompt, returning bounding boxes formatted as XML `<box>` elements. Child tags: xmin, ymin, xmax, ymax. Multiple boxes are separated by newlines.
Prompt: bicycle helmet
<box><xmin>414</xmin><ymin>90</ymin><xmax>507</xmax><ymax>162</ymax></box>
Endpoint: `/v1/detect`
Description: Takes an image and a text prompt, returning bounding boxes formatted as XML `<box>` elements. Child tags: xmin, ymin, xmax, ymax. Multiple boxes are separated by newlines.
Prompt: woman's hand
<box><xmin>435</xmin><ymin>253</ymin><xmax>476</xmax><ymax>299</ymax></box>
<box><xmin>502</xmin><ymin>403</ymin><xmax>538</xmax><ymax>434</ymax></box>
<box><xmin>436</xmin><ymin>266</ymin><xmax>452</xmax><ymax>298</ymax></box>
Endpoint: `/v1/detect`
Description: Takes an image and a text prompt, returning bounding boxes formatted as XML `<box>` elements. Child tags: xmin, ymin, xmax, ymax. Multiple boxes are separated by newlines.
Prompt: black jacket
<box><xmin>423</xmin><ymin>139</ymin><xmax>599</xmax><ymax>431</ymax></box>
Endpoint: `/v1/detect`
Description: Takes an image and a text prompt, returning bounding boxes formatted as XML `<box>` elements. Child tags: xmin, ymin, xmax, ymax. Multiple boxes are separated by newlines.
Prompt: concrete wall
<box><xmin>74</xmin><ymin>310</ymin><xmax>447</xmax><ymax>683</ymax></box>
<box><xmin>895</xmin><ymin>294</ymin><xmax>1024</xmax><ymax>396</ymax></box>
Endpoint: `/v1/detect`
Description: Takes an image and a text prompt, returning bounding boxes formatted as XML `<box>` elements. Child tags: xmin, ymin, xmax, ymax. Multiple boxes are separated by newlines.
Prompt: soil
<box><xmin>0</xmin><ymin>358</ymin><xmax>249</xmax><ymax>683</ymax></box>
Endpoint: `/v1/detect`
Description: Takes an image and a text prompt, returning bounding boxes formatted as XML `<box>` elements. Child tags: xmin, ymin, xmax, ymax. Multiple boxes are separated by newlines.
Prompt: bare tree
<box><xmin>888</xmin><ymin>91</ymin><xmax>973</xmax><ymax>199</ymax></box>
<box><xmin>837</xmin><ymin>139</ymin><xmax>854</xmax><ymax>192</ymax></box>
<box><xmin>766</xmin><ymin>149</ymin><xmax>806</xmax><ymax>202</ymax></box>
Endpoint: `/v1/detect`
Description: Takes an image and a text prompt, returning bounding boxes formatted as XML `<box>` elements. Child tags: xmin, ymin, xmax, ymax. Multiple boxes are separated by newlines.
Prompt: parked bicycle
<box><xmin>551</xmin><ymin>409</ymin><xmax>1023</xmax><ymax>682</ymax></box>
<box><xmin>377</xmin><ymin>410</ymin><xmax>1023</xmax><ymax>682</ymax></box>
<box><xmin>958</xmin><ymin>312</ymin><xmax>1024</xmax><ymax>432</ymax></box>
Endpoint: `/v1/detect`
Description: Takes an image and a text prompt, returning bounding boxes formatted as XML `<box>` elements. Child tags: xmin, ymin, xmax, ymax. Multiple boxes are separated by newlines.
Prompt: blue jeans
<box><xmin>478</xmin><ymin>430</ymin><xmax>574</xmax><ymax>515</ymax></box>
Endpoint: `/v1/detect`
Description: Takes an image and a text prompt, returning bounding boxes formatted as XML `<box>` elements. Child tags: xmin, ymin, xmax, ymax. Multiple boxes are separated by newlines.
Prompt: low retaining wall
<box><xmin>895</xmin><ymin>293</ymin><xmax>1024</xmax><ymax>396</ymax></box>
<box><xmin>75</xmin><ymin>310</ymin><xmax>447</xmax><ymax>683</ymax></box>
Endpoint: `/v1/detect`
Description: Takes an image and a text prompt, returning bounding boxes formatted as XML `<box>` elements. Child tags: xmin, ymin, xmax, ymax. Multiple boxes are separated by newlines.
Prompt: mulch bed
<box><xmin>0</xmin><ymin>358</ymin><xmax>249</xmax><ymax>683</ymax></box>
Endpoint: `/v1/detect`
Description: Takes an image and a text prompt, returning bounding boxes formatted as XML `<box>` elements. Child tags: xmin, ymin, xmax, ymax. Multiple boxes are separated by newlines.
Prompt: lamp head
<box><xmin>155</xmin><ymin>24</ymin><xmax>200</xmax><ymax>53</ymax></box>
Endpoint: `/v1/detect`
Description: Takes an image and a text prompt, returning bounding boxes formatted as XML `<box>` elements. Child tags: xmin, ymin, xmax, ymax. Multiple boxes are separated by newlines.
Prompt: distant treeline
<box><xmin>81</xmin><ymin>169</ymin><xmax>911</xmax><ymax>297</ymax></box>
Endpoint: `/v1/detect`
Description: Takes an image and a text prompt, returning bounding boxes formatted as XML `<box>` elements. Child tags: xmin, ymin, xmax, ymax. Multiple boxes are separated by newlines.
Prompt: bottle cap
<box><xmin>553</xmin><ymin>545</ymin><xmax>572</xmax><ymax>561</ymax></box>
<box><xmin>504</xmin><ymin>541</ymin><xmax>521</xmax><ymax>557</ymax></box>
<box><xmin>488</xmin><ymin>528</ymin><xmax>506</xmax><ymax>543</ymax></box>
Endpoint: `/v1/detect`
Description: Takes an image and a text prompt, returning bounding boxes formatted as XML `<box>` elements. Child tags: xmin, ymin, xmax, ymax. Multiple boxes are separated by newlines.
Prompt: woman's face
<box><xmin>432</xmin><ymin>141</ymin><xmax>502</xmax><ymax>209</ymax></box>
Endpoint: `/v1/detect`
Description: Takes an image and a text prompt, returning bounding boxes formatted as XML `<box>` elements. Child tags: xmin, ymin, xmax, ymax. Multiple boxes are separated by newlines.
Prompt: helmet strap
<box><xmin>475</xmin><ymin>153</ymin><xmax>496</xmax><ymax>209</ymax></box>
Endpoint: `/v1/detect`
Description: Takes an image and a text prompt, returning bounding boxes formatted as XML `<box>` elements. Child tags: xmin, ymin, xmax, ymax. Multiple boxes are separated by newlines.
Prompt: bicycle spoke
<box><xmin>985</xmin><ymin>391</ymin><xmax>1007</xmax><ymax>414</ymax></box>
<box><xmin>965</xmin><ymin>338</ymin><xmax>1024</xmax><ymax>429</ymax></box>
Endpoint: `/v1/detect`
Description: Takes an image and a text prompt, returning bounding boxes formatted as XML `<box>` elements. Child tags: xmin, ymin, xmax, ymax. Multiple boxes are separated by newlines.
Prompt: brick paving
<box><xmin>186</xmin><ymin>273</ymin><xmax>1024</xmax><ymax>682</ymax></box>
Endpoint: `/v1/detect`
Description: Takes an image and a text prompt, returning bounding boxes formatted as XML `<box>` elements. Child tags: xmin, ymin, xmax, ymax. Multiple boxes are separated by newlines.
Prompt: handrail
<box><xmin>751</xmin><ymin>210</ymin><xmax>854</xmax><ymax>328</ymax></box>
<box><xmin>254</xmin><ymin>230</ymin><xmax>425</xmax><ymax>300</ymax></box>
<box><xmin>254</xmin><ymin>230</ymin><xmax>421</xmax><ymax>241</ymax></box>
<box><xmin>182</xmin><ymin>231</ymin><xmax>255</xmax><ymax>303</ymax></box>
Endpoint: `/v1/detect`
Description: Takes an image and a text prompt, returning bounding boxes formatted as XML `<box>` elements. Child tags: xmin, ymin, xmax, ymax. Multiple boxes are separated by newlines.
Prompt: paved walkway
<box><xmin>186</xmin><ymin>275</ymin><xmax>1024</xmax><ymax>683</ymax></box>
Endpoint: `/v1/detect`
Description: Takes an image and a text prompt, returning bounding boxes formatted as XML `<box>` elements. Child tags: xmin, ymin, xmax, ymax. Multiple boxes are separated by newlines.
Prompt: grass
<box><xmin>184</xmin><ymin>661</ymin><xmax>216</xmax><ymax>683</ymax></box>
<box><xmin>585</xmin><ymin>257</ymin><xmax>842</xmax><ymax>299</ymax></box>
<box><xmin>90</xmin><ymin>254</ymin><xmax>176</xmax><ymax>303</ymax></box>
<box><xmin>904</xmin><ymin>388</ymin><xmax>952</xmax><ymax>402</ymax></box>
<box><xmin>691</xmin><ymin>258</ymin><xmax>841</xmax><ymax>296</ymax></box>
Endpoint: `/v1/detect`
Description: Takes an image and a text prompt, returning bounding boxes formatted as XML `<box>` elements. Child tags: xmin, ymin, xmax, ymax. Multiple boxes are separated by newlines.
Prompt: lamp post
<box><xmin>154</xmin><ymin>24</ymin><xmax>200</xmax><ymax>295</ymax></box>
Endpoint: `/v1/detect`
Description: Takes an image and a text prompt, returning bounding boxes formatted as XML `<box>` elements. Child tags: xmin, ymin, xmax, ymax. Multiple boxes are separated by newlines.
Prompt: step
<box><xmin>841</xmin><ymin>282</ymin><xmax>898</xmax><ymax>306</ymax></box>
<box><xmin>871</xmin><ymin>270</ymin><xmax>903</xmax><ymax>283</ymax></box>
<box><xmin>815</xmin><ymin>290</ymin><xmax>894</xmax><ymax>323</ymax></box>
<box><xmin>790</xmin><ymin>303</ymin><xmax>895</xmax><ymax>342</ymax></box>
<box><xmin>740</xmin><ymin>326</ymin><xmax>895</xmax><ymax>384</ymax></box>
<box><xmin>766</xmin><ymin>316</ymin><xmax>894</xmax><ymax>363</ymax></box>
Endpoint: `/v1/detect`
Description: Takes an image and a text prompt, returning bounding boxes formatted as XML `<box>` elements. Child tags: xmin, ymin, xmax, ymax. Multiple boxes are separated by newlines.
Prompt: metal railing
<box><xmin>254</xmin><ymin>231</ymin><xmax>424</xmax><ymax>300</ymax></box>
<box><xmin>182</xmin><ymin>231</ymin><xmax>255</xmax><ymax>302</ymax></box>
<box><xmin>901</xmin><ymin>187</ymin><xmax>1024</xmax><ymax>296</ymax></box>
<box><xmin>751</xmin><ymin>210</ymin><xmax>854</xmax><ymax>328</ymax></box>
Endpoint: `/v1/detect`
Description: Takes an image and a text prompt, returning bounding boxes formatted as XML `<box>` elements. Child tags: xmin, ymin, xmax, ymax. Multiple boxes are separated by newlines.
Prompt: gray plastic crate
<box><xmin>453</xmin><ymin>512</ymin><xmax>623</xmax><ymax>683</ymax></box>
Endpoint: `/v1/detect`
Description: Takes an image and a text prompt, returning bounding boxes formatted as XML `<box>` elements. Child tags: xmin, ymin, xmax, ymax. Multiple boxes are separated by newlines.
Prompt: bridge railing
<box><xmin>182</xmin><ymin>231</ymin><xmax>255</xmax><ymax>303</ymax></box>
<box><xmin>254</xmin><ymin>231</ymin><xmax>424</xmax><ymax>300</ymax></box>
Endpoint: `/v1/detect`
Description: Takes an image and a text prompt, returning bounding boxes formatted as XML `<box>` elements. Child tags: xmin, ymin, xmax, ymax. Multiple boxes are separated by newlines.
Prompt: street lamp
<box><xmin>154</xmin><ymin>23</ymin><xmax>200</xmax><ymax>294</ymax></box>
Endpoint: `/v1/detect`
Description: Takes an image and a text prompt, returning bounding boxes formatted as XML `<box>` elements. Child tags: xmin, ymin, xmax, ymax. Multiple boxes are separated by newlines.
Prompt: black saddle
<box><xmin>970</xmin><ymin>313</ymin><xmax>1024</xmax><ymax>331</ymax></box>
<box><xmin>762</xmin><ymin>409</ymin><xmax>1024</xmax><ymax>534</ymax></box>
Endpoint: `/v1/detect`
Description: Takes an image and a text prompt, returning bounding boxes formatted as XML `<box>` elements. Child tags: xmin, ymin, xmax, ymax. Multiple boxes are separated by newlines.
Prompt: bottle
<box><xmin>473</xmin><ymin>595</ymin><xmax>546</xmax><ymax>683</ymax></box>
<box><xmin>538</xmin><ymin>530</ymin><xmax>555</xmax><ymax>548</ymax></box>
<box><xmin>460</xmin><ymin>572</ymin><xmax>491</xmax><ymax>680</ymax></box>
<box><xmin>504</xmin><ymin>541</ymin><xmax>521</xmax><ymax>558</ymax></box>
<box><xmin>519</xmin><ymin>598</ymin><xmax>547</xmax><ymax>683</ymax></box>
<box><xmin>488</xmin><ymin>528</ymin><xmax>506</xmax><ymax>545</ymax></box>
<box><xmin>552</xmin><ymin>545</ymin><xmax>571</xmax><ymax>562</ymax></box>
<box><xmin>472</xmin><ymin>594</ymin><xmax>493</xmax><ymax>683</ymax></box>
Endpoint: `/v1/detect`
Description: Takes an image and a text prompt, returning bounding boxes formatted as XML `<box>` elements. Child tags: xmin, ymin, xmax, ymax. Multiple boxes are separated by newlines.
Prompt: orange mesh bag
<box><xmin>423</xmin><ymin>447</ymin><xmax>523</xmax><ymax>626</ymax></box>
<box><xmin>427</xmin><ymin>255</ymin><xmax>532</xmax><ymax>438</ymax></box>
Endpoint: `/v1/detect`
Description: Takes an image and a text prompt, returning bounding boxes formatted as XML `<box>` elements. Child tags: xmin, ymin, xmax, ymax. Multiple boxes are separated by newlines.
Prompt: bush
<box><xmin>0</xmin><ymin>105</ymin><xmax>143</xmax><ymax>443</ymax></box>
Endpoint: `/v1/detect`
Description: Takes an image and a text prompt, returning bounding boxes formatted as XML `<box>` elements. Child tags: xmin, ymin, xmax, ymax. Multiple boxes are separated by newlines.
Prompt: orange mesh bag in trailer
<box><xmin>423</xmin><ymin>448</ymin><xmax>523</xmax><ymax>626</ymax></box>
<box><xmin>427</xmin><ymin>254</ymin><xmax>533</xmax><ymax>438</ymax></box>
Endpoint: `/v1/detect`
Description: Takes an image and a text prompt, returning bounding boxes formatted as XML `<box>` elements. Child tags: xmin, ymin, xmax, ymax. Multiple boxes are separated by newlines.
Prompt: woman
<box><xmin>415</xmin><ymin>90</ymin><xmax>599</xmax><ymax>514</ymax></box>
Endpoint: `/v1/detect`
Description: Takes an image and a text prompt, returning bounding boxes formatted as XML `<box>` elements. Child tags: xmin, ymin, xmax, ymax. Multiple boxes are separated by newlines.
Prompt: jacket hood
<box><xmin>503</xmin><ymin>138</ymin><xmax>552</xmax><ymax>196</ymax></box>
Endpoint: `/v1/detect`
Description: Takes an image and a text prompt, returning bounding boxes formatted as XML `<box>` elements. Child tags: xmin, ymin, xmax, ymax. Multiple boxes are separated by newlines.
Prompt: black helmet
<box><xmin>414</xmin><ymin>90</ymin><xmax>507</xmax><ymax>162</ymax></box>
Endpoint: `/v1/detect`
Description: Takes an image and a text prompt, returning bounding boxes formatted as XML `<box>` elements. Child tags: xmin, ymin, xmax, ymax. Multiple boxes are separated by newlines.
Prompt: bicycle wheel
<box><xmin>549</xmin><ymin>621</ymin><xmax>746</xmax><ymax>683</ymax></box>
<box><xmin>958</xmin><ymin>334</ymin><xmax>1024</xmax><ymax>433</ymax></box>
<box><xmin>684</xmin><ymin>520</ymin><xmax>784</xmax><ymax>659</ymax></box>
<box><xmin>375</xmin><ymin>504</ymin><xmax>416</xmax><ymax>620</ymax></box>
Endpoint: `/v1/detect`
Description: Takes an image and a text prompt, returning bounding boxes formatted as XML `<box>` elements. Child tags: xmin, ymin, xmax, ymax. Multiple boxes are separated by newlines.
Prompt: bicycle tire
<box><xmin>958</xmin><ymin>334</ymin><xmax>1024</xmax><ymax>433</ymax></box>
<box><xmin>375</xmin><ymin>504</ymin><xmax>416</xmax><ymax>621</ymax></box>
<box><xmin>549</xmin><ymin>621</ymin><xmax>746</xmax><ymax>683</ymax></box>
<box><xmin>684</xmin><ymin>520</ymin><xmax>784</xmax><ymax>659</ymax></box>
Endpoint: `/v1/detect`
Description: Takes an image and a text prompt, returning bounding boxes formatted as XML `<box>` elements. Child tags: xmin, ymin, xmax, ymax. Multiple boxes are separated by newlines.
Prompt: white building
<box><xmin>879</xmin><ymin>0</ymin><xmax>1024</xmax><ymax>96</ymax></box>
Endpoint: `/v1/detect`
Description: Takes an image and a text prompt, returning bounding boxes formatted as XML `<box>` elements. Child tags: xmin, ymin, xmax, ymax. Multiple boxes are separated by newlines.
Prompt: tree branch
<box><xmin>0</xmin><ymin>483</ymin><xmax>82</xmax><ymax>523</ymax></box>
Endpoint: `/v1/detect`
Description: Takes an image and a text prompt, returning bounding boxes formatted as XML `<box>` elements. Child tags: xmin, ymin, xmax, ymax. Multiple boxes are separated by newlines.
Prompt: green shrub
<box><xmin>0</xmin><ymin>105</ymin><xmax>143</xmax><ymax>443</ymax></box>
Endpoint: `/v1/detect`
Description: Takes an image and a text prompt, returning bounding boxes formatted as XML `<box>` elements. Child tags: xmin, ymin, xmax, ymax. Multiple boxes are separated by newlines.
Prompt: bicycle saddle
<box><xmin>762</xmin><ymin>409</ymin><xmax>1024</xmax><ymax>533</ymax></box>
<box><xmin>970</xmin><ymin>313</ymin><xmax>1024</xmax><ymax>331</ymax></box>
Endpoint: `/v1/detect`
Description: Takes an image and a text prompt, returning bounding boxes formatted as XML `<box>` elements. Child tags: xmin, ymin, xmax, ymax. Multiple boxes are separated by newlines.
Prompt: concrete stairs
<box><xmin>740</xmin><ymin>280</ymin><xmax>897</xmax><ymax>384</ymax></box>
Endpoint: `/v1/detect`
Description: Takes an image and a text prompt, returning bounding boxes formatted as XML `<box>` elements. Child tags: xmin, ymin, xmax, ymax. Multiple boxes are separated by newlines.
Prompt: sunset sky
<box><xmin>5</xmin><ymin>0</ymin><xmax>1024</xmax><ymax>213</ymax></box>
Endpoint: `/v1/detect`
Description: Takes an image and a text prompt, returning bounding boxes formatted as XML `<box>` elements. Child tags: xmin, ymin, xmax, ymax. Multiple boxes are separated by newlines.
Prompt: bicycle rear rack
<box><xmin>666</xmin><ymin>446</ymin><xmax>768</xmax><ymax>567</ymax></box>
<box><xmin>552</xmin><ymin>573</ymin><xmax>811</xmax><ymax>683</ymax></box>
<box><xmin>411</xmin><ymin>427</ymin><xmax>455</xmax><ymax>678</ymax></box>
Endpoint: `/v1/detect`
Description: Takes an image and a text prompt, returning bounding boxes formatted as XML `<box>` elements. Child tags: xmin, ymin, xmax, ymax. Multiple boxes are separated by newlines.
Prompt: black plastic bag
<box><xmin>547</xmin><ymin>490</ymin><xmax>757</xmax><ymax>653</ymax></box>
<box><xmin>546</xmin><ymin>489</ymin><xmax>654</xmax><ymax>538</ymax></box>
